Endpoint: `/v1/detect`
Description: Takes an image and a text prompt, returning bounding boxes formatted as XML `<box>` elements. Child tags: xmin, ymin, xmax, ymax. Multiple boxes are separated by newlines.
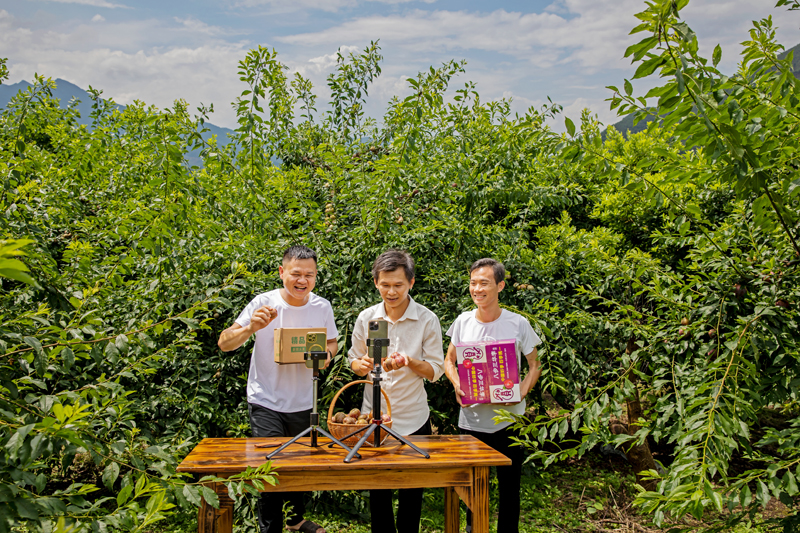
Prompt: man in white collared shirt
<box><xmin>348</xmin><ymin>249</ymin><xmax>445</xmax><ymax>533</ymax></box>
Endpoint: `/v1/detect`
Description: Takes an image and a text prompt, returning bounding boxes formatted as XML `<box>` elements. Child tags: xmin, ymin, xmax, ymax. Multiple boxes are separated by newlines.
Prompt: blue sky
<box><xmin>2</xmin><ymin>0</ymin><xmax>799</xmax><ymax>131</ymax></box>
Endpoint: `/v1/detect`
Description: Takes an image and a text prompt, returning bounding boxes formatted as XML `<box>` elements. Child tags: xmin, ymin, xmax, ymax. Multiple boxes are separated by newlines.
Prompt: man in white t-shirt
<box><xmin>218</xmin><ymin>245</ymin><xmax>337</xmax><ymax>533</ymax></box>
<box><xmin>348</xmin><ymin>249</ymin><xmax>445</xmax><ymax>533</ymax></box>
<box><xmin>444</xmin><ymin>258</ymin><xmax>542</xmax><ymax>533</ymax></box>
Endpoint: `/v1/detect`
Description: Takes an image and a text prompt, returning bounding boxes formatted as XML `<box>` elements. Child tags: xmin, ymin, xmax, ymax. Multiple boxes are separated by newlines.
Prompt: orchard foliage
<box><xmin>0</xmin><ymin>1</ymin><xmax>798</xmax><ymax>532</ymax></box>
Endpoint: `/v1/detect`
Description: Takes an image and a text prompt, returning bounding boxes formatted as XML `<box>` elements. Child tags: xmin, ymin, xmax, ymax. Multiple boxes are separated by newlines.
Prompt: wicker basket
<box><xmin>327</xmin><ymin>380</ymin><xmax>393</xmax><ymax>447</ymax></box>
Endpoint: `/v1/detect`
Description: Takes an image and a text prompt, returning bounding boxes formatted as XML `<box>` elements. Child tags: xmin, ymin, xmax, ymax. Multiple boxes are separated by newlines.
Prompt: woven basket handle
<box><xmin>327</xmin><ymin>379</ymin><xmax>393</xmax><ymax>423</ymax></box>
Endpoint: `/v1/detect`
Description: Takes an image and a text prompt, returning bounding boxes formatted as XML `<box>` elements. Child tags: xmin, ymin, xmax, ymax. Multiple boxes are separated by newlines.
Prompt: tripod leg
<box><xmin>379</xmin><ymin>425</ymin><xmax>430</xmax><ymax>459</ymax></box>
<box><xmin>344</xmin><ymin>424</ymin><xmax>378</xmax><ymax>463</ymax></box>
<box><xmin>316</xmin><ymin>427</ymin><xmax>361</xmax><ymax>459</ymax></box>
<box><xmin>266</xmin><ymin>426</ymin><xmax>312</xmax><ymax>459</ymax></box>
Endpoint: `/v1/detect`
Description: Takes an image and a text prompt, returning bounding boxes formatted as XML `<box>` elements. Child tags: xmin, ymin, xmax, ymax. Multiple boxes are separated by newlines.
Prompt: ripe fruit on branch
<box><xmin>733</xmin><ymin>283</ymin><xmax>747</xmax><ymax>299</ymax></box>
<box><xmin>680</xmin><ymin>317</ymin><xmax>689</xmax><ymax>326</ymax></box>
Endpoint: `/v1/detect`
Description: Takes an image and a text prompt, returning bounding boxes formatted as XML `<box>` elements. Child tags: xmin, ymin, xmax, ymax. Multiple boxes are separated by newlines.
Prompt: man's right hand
<box><xmin>218</xmin><ymin>306</ymin><xmax>276</xmax><ymax>352</ymax></box>
<box><xmin>249</xmin><ymin>306</ymin><xmax>277</xmax><ymax>333</ymax></box>
<box><xmin>453</xmin><ymin>384</ymin><xmax>466</xmax><ymax>407</ymax></box>
<box><xmin>351</xmin><ymin>355</ymin><xmax>374</xmax><ymax>377</ymax></box>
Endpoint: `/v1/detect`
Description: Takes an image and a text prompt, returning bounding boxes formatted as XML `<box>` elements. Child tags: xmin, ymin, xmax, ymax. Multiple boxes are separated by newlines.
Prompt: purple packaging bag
<box><xmin>455</xmin><ymin>339</ymin><xmax>520</xmax><ymax>404</ymax></box>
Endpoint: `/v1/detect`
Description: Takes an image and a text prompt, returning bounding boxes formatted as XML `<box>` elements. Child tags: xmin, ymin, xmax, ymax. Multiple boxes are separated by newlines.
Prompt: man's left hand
<box><xmin>321</xmin><ymin>350</ymin><xmax>332</xmax><ymax>370</ymax></box>
<box><xmin>382</xmin><ymin>352</ymin><xmax>408</xmax><ymax>372</ymax></box>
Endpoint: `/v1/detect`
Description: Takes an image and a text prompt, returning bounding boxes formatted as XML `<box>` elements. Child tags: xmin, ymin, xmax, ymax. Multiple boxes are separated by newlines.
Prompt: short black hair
<box><xmin>469</xmin><ymin>258</ymin><xmax>505</xmax><ymax>284</ymax></box>
<box><xmin>372</xmin><ymin>249</ymin><xmax>415</xmax><ymax>282</ymax></box>
<box><xmin>283</xmin><ymin>245</ymin><xmax>317</xmax><ymax>264</ymax></box>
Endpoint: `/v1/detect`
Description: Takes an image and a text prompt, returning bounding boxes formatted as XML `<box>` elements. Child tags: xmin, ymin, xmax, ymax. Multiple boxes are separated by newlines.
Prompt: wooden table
<box><xmin>177</xmin><ymin>435</ymin><xmax>510</xmax><ymax>533</ymax></box>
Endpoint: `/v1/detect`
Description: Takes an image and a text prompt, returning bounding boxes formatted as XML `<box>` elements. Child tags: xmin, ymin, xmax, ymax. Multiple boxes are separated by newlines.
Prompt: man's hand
<box><xmin>249</xmin><ymin>306</ymin><xmax>277</xmax><ymax>333</ymax></box>
<box><xmin>321</xmin><ymin>350</ymin><xmax>332</xmax><ymax>370</ymax></box>
<box><xmin>444</xmin><ymin>342</ymin><xmax>466</xmax><ymax>406</ymax></box>
<box><xmin>351</xmin><ymin>355</ymin><xmax>374</xmax><ymax>377</ymax></box>
<box><xmin>382</xmin><ymin>352</ymin><xmax>408</xmax><ymax>372</ymax></box>
<box><xmin>453</xmin><ymin>383</ymin><xmax>466</xmax><ymax>407</ymax></box>
<box><xmin>217</xmin><ymin>306</ymin><xmax>277</xmax><ymax>353</ymax></box>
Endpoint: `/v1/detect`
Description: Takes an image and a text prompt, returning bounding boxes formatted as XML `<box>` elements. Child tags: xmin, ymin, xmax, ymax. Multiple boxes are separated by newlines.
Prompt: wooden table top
<box><xmin>177</xmin><ymin>435</ymin><xmax>511</xmax><ymax>475</ymax></box>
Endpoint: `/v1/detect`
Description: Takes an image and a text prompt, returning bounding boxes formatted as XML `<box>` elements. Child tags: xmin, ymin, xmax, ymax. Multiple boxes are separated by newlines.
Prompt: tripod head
<box><xmin>304</xmin><ymin>350</ymin><xmax>329</xmax><ymax>377</ymax></box>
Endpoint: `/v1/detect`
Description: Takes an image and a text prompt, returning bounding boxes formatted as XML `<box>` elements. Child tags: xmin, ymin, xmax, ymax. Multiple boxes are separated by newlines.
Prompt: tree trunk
<box><xmin>626</xmin><ymin>382</ymin><xmax>658</xmax><ymax>491</ymax></box>
<box><xmin>625</xmin><ymin>338</ymin><xmax>658</xmax><ymax>491</ymax></box>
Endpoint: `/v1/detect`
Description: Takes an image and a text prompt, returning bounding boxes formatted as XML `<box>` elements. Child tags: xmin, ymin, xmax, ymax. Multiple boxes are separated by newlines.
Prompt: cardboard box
<box><xmin>456</xmin><ymin>339</ymin><xmax>520</xmax><ymax>404</ymax></box>
<box><xmin>274</xmin><ymin>328</ymin><xmax>327</xmax><ymax>364</ymax></box>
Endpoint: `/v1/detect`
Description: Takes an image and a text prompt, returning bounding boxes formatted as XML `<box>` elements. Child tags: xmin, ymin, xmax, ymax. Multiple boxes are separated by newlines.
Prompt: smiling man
<box><xmin>218</xmin><ymin>245</ymin><xmax>336</xmax><ymax>533</ymax></box>
<box><xmin>444</xmin><ymin>258</ymin><xmax>542</xmax><ymax>533</ymax></box>
<box><xmin>348</xmin><ymin>249</ymin><xmax>444</xmax><ymax>533</ymax></box>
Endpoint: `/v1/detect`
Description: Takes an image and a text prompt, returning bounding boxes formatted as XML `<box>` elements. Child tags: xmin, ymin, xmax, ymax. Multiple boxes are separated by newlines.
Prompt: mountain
<box><xmin>606</xmin><ymin>42</ymin><xmax>800</xmax><ymax>137</ymax></box>
<box><xmin>0</xmin><ymin>78</ymin><xmax>234</xmax><ymax>165</ymax></box>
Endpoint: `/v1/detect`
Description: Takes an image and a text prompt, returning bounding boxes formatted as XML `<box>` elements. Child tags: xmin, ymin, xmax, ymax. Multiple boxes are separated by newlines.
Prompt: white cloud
<box><xmin>36</xmin><ymin>0</ymin><xmax>131</xmax><ymax>9</ymax></box>
<box><xmin>277</xmin><ymin>2</ymin><xmax>643</xmax><ymax>73</ymax></box>
<box><xmin>231</xmin><ymin>0</ymin><xmax>357</xmax><ymax>13</ymax></box>
<box><xmin>231</xmin><ymin>0</ymin><xmax>435</xmax><ymax>13</ymax></box>
<box><xmin>301</xmin><ymin>45</ymin><xmax>361</xmax><ymax>74</ymax></box>
<box><xmin>1</xmin><ymin>10</ymin><xmax>249</xmax><ymax>127</ymax></box>
<box><xmin>91</xmin><ymin>14</ymin><xmax>105</xmax><ymax>22</ymax></box>
<box><xmin>174</xmin><ymin>16</ymin><xmax>247</xmax><ymax>37</ymax></box>
<box><xmin>5</xmin><ymin>0</ymin><xmax>799</xmax><ymax>134</ymax></box>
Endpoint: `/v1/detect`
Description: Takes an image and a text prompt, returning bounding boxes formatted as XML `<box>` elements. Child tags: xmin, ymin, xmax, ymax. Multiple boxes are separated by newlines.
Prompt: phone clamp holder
<box><xmin>339</xmin><ymin>337</ymin><xmax>430</xmax><ymax>463</ymax></box>
<box><xmin>266</xmin><ymin>350</ymin><xmax>360</xmax><ymax>460</ymax></box>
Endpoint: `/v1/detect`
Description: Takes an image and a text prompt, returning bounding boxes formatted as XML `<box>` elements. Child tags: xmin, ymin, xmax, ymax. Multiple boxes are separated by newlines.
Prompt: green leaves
<box><xmin>102</xmin><ymin>462</ymin><xmax>120</xmax><ymax>490</ymax></box>
<box><xmin>565</xmin><ymin>117</ymin><xmax>576</xmax><ymax>137</ymax></box>
<box><xmin>200</xmin><ymin>485</ymin><xmax>219</xmax><ymax>509</ymax></box>
<box><xmin>0</xmin><ymin>239</ymin><xmax>38</xmax><ymax>286</ymax></box>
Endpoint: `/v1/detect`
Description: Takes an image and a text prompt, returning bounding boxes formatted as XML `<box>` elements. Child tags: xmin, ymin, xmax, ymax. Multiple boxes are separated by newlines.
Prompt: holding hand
<box><xmin>453</xmin><ymin>383</ymin><xmax>466</xmax><ymax>407</ymax></box>
<box><xmin>249</xmin><ymin>306</ymin><xmax>277</xmax><ymax>332</ymax></box>
<box><xmin>351</xmin><ymin>355</ymin><xmax>374</xmax><ymax>377</ymax></box>
<box><xmin>382</xmin><ymin>352</ymin><xmax>409</xmax><ymax>372</ymax></box>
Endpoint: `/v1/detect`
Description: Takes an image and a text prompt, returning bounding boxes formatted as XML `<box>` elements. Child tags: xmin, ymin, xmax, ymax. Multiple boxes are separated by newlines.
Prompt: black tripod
<box><xmin>266</xmin><ymin>351</ymin><xmax>359</xmax><ymax>460</ymax></box>
<box><xmin>339</xmin><ymin>338</ymin><xmax>430</xmax><ymax>463</ymax></box>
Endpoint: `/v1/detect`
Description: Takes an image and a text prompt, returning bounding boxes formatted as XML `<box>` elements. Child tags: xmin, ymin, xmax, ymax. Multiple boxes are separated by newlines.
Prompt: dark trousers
<box><xmin>370</xmin><ymin>419</ymin><xmax>432</xmax><ymax>533</ymax></box>
<box><xmin>464</xmin><ymin>425</ymin><xmax>525</xmax><ymax>533</ymax></box>
<box><xmin>249</xmin><ymin>403</ymin><xmax>311</xmax><ymax>533</ymax></box>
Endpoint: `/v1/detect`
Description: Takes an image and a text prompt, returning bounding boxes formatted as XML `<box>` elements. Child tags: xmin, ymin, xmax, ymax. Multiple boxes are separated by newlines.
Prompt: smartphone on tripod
<box><xmin>305</xmin><ymin>331</ymin><xmax>327</xmax><ymax>368</ymax></box>
<box><xmin>368</xmin><ymin>319</ymin><xmax>388</xmax><ymax>360</ymax></box>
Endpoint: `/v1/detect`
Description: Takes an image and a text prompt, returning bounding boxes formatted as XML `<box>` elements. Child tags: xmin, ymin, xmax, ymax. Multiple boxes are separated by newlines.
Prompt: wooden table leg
<box><xmin>472</xmin><ymin>466</ymin><xmax>490</xmax><ymax>533</ymax></box>
<box><xmin>197</xmin><ymin>482</ymin><xmax>234</xmax><ymax>533</ymax></box>
<box><xmin>444</xmin><ymin>486</ymin><xmax>460</xmax><ymax>533</ymax></box>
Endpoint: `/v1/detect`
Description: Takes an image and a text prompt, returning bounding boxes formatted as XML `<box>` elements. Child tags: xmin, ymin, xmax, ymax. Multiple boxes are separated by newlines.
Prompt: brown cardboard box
<box><xmin>274</xmin><ymin>328</ymin><xmax>327</xmax><ymax>364</ymax></box>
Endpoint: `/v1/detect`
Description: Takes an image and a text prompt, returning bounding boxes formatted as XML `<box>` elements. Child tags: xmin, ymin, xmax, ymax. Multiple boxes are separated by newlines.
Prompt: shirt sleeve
<box><xmin>347</xmin><ymin>312</ymin><xmax>368</xmax><ymax>367</ymax></box>
<box><xmin>234</xmin><ymin>295</ymin><xmax>262</xmax><ymax>328</ymax></box>
<box><xmin>517</xmin><ymin>316</ymin><xmax>542</xmax><ymax>356</ymax></box>
<box><xmin>445</xmin><ymin>316</ymin><xmax>459</xmax><ymax>343</ymax></box>
<box><xmin>421</xmin><ymin>313</ymin><xmax>445</xmax><ymax>382</ymax></box>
